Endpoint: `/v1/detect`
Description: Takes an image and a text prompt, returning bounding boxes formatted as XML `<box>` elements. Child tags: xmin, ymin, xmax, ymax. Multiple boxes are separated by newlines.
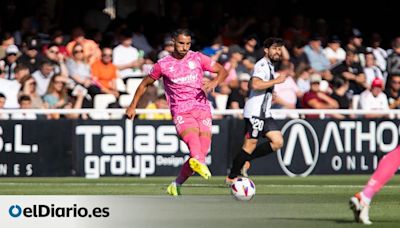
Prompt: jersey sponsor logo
<box><xmin>277</xmin><ymin>119</ymin><xmax>319</xmax><ymax>177</ymax></box>
<box><xmin>171</xmin><ymin>73</ymin><xmax>197</xmax><ymax>84</ymax></box>
<box><xmin>188</xmin><ymin>61</ymin><xmax>196</xmax><ymax>69</ymax></box>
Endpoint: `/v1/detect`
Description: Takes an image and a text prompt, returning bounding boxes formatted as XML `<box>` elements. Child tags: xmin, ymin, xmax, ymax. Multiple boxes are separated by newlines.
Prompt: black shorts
<box><xmin>244</xmin><ymin>117</ymin><xmax>279</xmax><ymax>139</ymax></box>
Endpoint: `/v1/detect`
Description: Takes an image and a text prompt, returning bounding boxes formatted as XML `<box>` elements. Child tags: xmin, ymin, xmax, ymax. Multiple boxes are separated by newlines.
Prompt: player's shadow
<box><xmin>270</xmin><ymin>217</ymin><xmax>400</xmax><ymax>224</ymax></box>
<box><xmin>269</xmin><ymin>217</ymin><xmax>354</xmax><ymax>224</ymax></box>
<box><xmin>184</xmin><ymin>184</ymin><xmax>228</xmax><ymax>189</ymax></box>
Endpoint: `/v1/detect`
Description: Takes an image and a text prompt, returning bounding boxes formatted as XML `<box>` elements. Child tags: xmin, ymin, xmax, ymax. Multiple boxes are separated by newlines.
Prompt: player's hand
<box><xmin>274</xmin><ymin>73</ymin><xmax>287</xmax><ymax>84</ymax></box>
<box><xmin>125</xmin><ymin>107</ymin><xmax>136</xmax><ymax>120</ymax></box>
<box><xmin>202</xmin><ymin>79</ymin><xmax>219</xmax><ymax>93</ymax></box>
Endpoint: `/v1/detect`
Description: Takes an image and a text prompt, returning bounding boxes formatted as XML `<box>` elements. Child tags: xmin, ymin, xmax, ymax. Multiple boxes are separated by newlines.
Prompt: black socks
<box><xmin>228</xmin><ymin>149</ymin><xmax>252</xmax><ymax>179</ymax></box>
<box><xmin>228</xmin><ymin>141</ymin><xmax>275</xmax><ymax>179</ymax></box>
<box><xmin>251</xmin><ymin>141</ymin><xmax>274</xmax><ymax>159</ymax></box>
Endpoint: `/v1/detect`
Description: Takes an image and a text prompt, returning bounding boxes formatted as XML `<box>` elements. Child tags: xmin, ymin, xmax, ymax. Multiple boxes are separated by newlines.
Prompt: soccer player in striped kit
<box><xmin>126</xmin><ymin>29</ymin><xmax>228</xmax><ymax>196</ymax></box>
<box><xmin>226</xmin><ymin>38</ymin><xmax>288</xmax><ymax>184</ymax></box>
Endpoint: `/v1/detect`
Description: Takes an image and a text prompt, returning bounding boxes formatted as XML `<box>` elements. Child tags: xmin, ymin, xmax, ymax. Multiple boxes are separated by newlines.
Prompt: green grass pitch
<box><xmin>0</xmin><ymin>175</ymin><xmax>399</xmax><ymax>227</ymax></box>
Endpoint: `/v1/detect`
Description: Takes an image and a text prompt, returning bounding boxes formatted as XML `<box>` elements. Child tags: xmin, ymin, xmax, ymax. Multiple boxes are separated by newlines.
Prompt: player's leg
<box><xmin>167</xmin><ymin>113</ymin><xmax>201</xmax><ymax>196</ymax></box>
<box><xmin>261</xmin><ymin>118</ymin><xmax>283</xmax><ymax>153</ymax></box>
<box><xmin>264</xmin><ymin>131</ymin><xmax>284</xmax><ymax>151</ymax></box>
<box><xmin>189</xmin><ymin>110</ymin><xmax>212</xmax><ymax>179</ymax></box>
<box><xmin>250</xmin><ymin>139</ymin><xmax>274</xmax><ymax>159</ymax></box>
<box><xmin>198</xmin><ymin>110</ymin><xmax>212</xmax><ymax>162</ymax></box>
<box><xmin>240</xmin><ymin>118</ymin><xmax>283</xmax><ymax>177</ymax></box>
<box><xmin>350</xmin><ymin>145</ymin><xmax>400</xmax><ymax>224</ymax></box>
<box><xmin>239</xmin><ymin>140</ymin><xmax>272</xmax><ymax>177</ymax></box>
<box><xmin>199</xmin><ymin>130</ymin><xmax>211</xmax><ymax>159</ymax></box>
<box><xmin>175</xmin><ymin>112</ymin><xmax>211</xmax><ymax>180</ymax></box>
<box><xmin>227</xmin><ymin>118</ymin><xmax>260</xmax><ymax>183</ymax></box>
<box><xmin>227</xmin><ymin>118</ymin><xmax>258</xmax><ymax>180</ymax></box>
<box><xmin>174</xmin><ymin>113</ymin><xmax>202</xmax><ymax>161</ymax></box>
<box><xmin>361</xmin><ymin>146</ymin><xmax>400</xmax><ymax>201</ymax></box>
<box><xmin>226</xmin><ymin>137</ymin><xmax>257</xmax><ymax>183</ymax></box>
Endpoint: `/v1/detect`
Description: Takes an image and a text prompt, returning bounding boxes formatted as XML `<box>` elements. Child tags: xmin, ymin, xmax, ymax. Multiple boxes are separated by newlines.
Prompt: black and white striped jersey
<box><xmin>243</xmin><ymin>57</ymin><xmax>276</xmax><ymax>119</ymax></box>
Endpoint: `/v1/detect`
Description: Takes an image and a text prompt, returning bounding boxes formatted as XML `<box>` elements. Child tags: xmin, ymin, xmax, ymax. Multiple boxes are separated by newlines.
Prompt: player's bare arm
<box><xmin>125</xmin><ymin>75</ymin><xmax>156</xmax><ymax>120</ymax></box>
<box><xmin>250</xmin><ymin>73</ymin><xmax>287</xmax><ymax>91</ymax></box>
<box><xmin>202</xmin><ymin>62</ymin><xmax>228</xmax><ymax>93</ymax></box>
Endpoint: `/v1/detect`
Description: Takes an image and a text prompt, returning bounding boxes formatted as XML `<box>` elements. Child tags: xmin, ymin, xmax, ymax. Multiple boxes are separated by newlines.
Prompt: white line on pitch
<box><xmin>0</xmin><ymin>182</ymin><xmax>399</xmax><ymax>189</ymax></box>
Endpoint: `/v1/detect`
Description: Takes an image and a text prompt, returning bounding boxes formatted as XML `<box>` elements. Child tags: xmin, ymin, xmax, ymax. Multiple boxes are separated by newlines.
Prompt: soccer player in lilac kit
<box><xmin>126</xmin><ymin>29</ymin><xmax>228</xmax><ymax>196</ymax></box>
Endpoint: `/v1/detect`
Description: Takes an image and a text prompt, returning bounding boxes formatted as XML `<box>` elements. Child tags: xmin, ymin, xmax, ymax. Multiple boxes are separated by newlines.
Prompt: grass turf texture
<box><xmin>0</xmin><ymin>175</ymin><xmax>399</xmax><ymax>227</ymax></box>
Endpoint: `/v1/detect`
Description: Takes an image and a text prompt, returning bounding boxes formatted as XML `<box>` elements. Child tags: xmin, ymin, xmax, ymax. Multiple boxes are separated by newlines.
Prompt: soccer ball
<box><xmin>231</xmin><ymin>177</ymin><xmax>256</xmax><ymax>201</ymax></box>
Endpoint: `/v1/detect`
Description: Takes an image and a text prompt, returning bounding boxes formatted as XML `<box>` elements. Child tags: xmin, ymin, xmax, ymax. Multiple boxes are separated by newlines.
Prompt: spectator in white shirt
<box><xmin>11</xmin><ymin>95</ymin><xmax>37</xmax><ymax>120</ymax></box>
<box><xmin>0</xmin><ymin>75</ymin><xmax>20</xmax><ymax>108</ymax></box>
<box><xmin>32</xmin><ymin>60</ymin><xmax>55</xmax><ymax>96</ymax></box>
<box><xmin>367</xmin><ymin>33</ymin><xmax>387</xmax><ymax>73</ymax></box>
<box><xmin>0</xmin><ymin>63</ymin><xmax>30</xmax><ymax>109</ymax></box>
<box><xmin>363</xmin><ymin>52</ymin><xmax>384</xmax><ymax>88</ymax></box>
<box><xmin>0</xmin><ymin>93</ymin><xmax>9</xmax><ymax>119</ymax></box>
<box><xmin>359</xmin><ymin>78</ymin><xmax>389</xmax><ymax>119</ymax></box>
<box><xmin>323</xmin><ymin>35</ymin><xmax>346</xmax><ymax>67</ymax></box>
<box><xmin>113</xmin><ymin>29</ymin><xmax>144</xmax><ymax>81</ymax></box>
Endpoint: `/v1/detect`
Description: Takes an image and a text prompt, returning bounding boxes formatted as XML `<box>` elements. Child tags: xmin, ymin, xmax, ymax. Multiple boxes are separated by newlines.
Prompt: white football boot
<box><xmin>349</xmin><ymin>192</ymin><xmax>372</xmax><ymax>225</ymax></box>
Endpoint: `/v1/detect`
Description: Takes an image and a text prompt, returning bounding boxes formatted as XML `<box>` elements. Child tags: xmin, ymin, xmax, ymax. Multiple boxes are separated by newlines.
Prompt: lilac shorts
<box><xmin>173</xmin><ymin>110</ymin><xmax>212</xmax><ymax>136</ymax></box>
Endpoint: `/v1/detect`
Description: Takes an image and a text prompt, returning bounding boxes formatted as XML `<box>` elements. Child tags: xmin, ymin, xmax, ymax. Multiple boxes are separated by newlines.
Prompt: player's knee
<box><xmin>271</xmin><ymin>138</ymin><xmax>284</xmax><ymax>151</ymax></box>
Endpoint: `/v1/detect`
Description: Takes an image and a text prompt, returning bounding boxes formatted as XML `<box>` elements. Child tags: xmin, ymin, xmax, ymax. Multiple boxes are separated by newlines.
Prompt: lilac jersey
<box><xmin>149</xmin><ymin>51</ymin><xmax>215</xmax><ymax>116</ymax></box>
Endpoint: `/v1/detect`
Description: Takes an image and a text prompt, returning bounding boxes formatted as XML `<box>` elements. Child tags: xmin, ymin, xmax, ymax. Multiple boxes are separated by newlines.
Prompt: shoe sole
<box><xmin>189</xmin><ymin>158</ymin><xmax>211</xmax><ymax>180</ymax></box>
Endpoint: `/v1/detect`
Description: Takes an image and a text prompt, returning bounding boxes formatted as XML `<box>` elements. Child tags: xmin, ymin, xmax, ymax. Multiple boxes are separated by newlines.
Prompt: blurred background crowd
<box><xmin>0</xmin><ymin>0</ymin><xmax>400</xmax><ymax>120</ymax></box>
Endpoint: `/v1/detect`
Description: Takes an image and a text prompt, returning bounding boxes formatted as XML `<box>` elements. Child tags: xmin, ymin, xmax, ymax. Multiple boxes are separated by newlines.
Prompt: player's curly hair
<box><xmin>263</xmin><ymin>37</ymin><xmax>284</xmax><ymax>48</ymax></box>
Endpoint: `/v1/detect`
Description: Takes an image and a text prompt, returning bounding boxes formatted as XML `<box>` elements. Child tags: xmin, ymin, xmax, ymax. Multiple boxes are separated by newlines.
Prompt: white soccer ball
<box><xmin>231</xmin><ymin>177</ymin><xmax>256</xmax><ymax>201</ymax></box>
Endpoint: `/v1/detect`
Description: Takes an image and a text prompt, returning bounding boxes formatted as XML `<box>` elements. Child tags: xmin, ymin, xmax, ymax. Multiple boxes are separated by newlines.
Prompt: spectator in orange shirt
<box><xmin>66</xmin><ymin>27</ymin><xmax>101</xmax><ymax>64</ymax></box>
<box><xmin>91</xmin><ymin>47</ymin><xmax>119</xmax><ymax>98</ymax></box>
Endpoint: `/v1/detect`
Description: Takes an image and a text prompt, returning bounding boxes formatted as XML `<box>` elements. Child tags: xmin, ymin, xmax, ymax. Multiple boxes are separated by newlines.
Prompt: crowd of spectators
<box><xmin>0</xmin><ymin>11</ymin><xmax>400</xmax><ymax>120</ymax></box>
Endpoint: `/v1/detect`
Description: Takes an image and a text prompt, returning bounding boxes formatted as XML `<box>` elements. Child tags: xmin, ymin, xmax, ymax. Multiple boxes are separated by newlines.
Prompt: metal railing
<box><xmin>0</xmin><ymin>108</ymin><xmax>400</xmax><ymax>119</ymax></box>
